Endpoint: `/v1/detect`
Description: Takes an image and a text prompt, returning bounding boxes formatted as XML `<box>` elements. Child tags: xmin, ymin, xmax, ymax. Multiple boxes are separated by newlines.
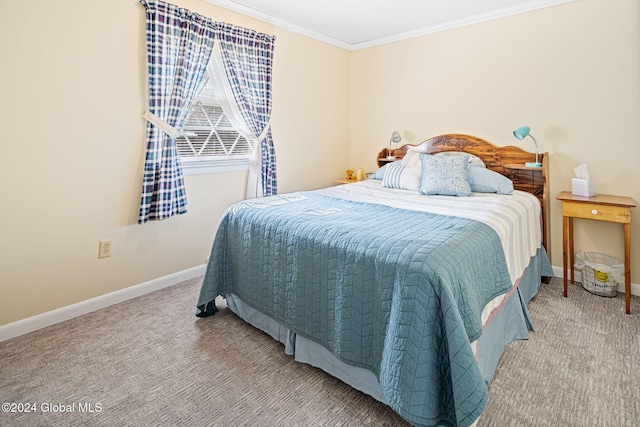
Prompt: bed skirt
<box><xmin>223</xmin><ymin>246</ymin><xmax>552</xmax><ymax>422</ymax></box>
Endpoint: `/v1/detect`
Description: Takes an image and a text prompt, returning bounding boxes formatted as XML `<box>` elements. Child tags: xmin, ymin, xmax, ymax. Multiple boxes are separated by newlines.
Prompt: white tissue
<box><xmin>574</xmin><ymin>163</ymin><xmax>590</xmax><ymax>179</ymax></box>
<box><xmin>572</xmin><ymin>163</ymin><xmax>596</xmax><ymax>196</ymax></box>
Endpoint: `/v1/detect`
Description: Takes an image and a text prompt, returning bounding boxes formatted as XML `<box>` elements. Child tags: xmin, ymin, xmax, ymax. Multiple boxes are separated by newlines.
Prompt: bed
<box><xmin>196</xmin><ymin>134</ymin><xmax>553</xmax><ymax>427</ymax></box>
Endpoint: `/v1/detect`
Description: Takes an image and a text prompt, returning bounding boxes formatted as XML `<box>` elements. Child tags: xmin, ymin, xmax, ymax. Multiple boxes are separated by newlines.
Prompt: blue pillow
<box><xmin>419</xmin><ymin>153</ymin><xmax>472</xmax><ymax>197</ymax></box>
<box><xmin>467</xmin><ymin>167</ymin><xmax>514</xmax><ymax>194</ymax></box>
<box><xmin>373</xmin><ymin>163</ymin><xmax>390</xmax><ymax>180</ymax></box>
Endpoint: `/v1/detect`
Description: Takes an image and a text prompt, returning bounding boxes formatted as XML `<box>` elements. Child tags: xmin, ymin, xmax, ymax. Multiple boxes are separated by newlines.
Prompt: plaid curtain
<box><xmin>215</xmin><ymin>23</ymin><xmax>277</xmax><ymax>197</ymax></box>
<box><xmin>138</xmin><ymin>0</ymin><xmax>215</xmax><ymax>223</ymax></box>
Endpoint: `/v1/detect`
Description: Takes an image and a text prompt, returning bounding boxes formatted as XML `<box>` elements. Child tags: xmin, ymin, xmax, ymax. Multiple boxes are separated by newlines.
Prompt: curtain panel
<box><xmin>214</xmin><ymin>24</ymin><xmax>277</xmax><ymax>198</ymax></box>
<box><xmin>138</xmin><ymin>0</ymin><xmax>277</xmax><ymax>223</ymax></box>
<box><xmin>138</xmin><ymin>0</ymin><xmax>216</xmax><ymax>223</ymax></box>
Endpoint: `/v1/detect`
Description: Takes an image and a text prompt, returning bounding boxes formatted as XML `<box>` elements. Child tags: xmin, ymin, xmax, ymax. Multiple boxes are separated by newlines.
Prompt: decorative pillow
<box><xmin>467</xmin><ymin>167</ymin><xmax>514</xmax><ymax>194</ymax></box>
<box><xmin>419</xmin><ymin>153</ymin><xmax>473</xmax><ymax>197</ymax></box>
<box><xmin>434</xmin><ymin>151</ymin><xmax>486</xmax><ymax>168</ymax></box>
<box><xmin>382</xmin><ymin>162</ymin><xmax>421</xmax><ymax>191</ymax></box>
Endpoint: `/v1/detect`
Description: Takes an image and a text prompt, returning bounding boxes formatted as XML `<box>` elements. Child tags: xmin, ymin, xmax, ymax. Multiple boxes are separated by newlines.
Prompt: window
<box><xmin>177</xmin><ymin>73</ymin><xmax>255</xmax><ymax>174</ymax></box>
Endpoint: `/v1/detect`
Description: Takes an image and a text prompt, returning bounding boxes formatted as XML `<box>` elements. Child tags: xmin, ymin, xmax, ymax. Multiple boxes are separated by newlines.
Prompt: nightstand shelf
<box><xmin>504</xmin><ymin>164</ymin><xmax>542</xmax><ymax>171</ymax></box>
<box><xmin>556</xmin><ymin>191</ymin><xmax>636</xmax><ymax>313</ymax></box>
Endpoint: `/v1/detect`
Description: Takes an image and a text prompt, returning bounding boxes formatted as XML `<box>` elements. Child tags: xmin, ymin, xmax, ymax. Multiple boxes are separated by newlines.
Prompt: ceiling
<box><xmin>204</xmin><ymin>0</ymin><xmax>575</xmax><ymax>50</ymax></box>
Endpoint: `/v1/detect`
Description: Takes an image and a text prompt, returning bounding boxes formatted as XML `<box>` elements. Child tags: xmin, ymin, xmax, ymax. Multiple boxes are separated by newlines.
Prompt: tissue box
<box><xmin>572</xmin><ymin>178</ymin><xmax>597</xmax><ymax>197</ymax></box>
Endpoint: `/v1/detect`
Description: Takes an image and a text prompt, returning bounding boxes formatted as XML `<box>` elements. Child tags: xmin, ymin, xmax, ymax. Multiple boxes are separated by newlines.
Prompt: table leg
<box><xmin>624</xmin><ymin>222</ymin><xmax>631</xmax><ymax>314</ymax></box>
<box><xmin>562</xmin><ymin>215</ymin><xmax>568</xmax><ymax>297</ymax></box>
<box><xmin>569</xmin><ymin>217</ymin><xmax>575</xmax><ymax>284</ymax></box>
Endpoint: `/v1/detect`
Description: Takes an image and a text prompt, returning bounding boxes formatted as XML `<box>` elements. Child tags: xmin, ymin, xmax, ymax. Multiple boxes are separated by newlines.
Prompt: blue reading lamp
<box><xmin>513</xmin><ymin>126</ymin><xmax>542</xmax><ymax>167</ymax></box>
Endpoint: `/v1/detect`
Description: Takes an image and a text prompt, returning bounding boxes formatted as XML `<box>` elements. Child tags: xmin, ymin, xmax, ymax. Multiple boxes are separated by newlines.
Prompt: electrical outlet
<box><xmin>98</xmin><ymin>240</ymin><xmax>112</xmax><ymax>258</ymax></box>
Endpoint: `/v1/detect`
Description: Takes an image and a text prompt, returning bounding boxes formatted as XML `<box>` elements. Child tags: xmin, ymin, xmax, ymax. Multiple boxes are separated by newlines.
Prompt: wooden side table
<box><xmin>557</xmin><ymin>191</ymin><xmax>636</xmax><ymax>313</ymax></box>
<box><xmin>335</xmin><ymin>178</ymin><xmax>360</xmax><ymax>184</ymax></box>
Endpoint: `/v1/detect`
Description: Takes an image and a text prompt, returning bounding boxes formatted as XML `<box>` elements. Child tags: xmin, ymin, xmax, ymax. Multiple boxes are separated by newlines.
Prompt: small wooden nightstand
<box><xmin>335</xmin><ymin>178</ymin><xmax>360</xmax><ymax>185</ymax></box>
<box><xmin>556</xmin><ymin>191</ymin><xmax>636</xmax><ymax>313</ymax></box>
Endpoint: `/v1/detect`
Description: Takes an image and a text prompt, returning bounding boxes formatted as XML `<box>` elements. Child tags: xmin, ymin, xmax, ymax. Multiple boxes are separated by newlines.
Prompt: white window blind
<box><xmin>177</xmin><ymin>74</ymin><xmax>255</xmax><ymax>174</ymax></box>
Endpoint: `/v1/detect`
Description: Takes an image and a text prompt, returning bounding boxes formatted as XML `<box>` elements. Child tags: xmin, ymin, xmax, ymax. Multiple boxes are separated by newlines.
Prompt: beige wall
<box><xmin>349</xmin><ymin>0</ymin><xmax>640</xmax><ymax>280</ymax></box>
<box><xmin>1</xmin><ymin>0</ymin><xmax>638</xmax><ymax>327</ymax></box>
<box><xmin>0</xmin><ymin>0</ymin><xmax>349</xmax><ymax>326</ymax></box>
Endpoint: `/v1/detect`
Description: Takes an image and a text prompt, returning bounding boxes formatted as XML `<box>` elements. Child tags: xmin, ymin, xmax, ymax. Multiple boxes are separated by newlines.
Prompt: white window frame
<box><xmin>177</xmin><ymin>69</ymin><xmax>256</xmax><ymax>176</ymax></box>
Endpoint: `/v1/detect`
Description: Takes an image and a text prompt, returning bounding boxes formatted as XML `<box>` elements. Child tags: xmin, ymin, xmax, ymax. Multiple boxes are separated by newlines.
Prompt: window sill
<box><xmin>182</xmin><ymin>159</ymin><xmax>251</xmax><ymax>175</ymax></box>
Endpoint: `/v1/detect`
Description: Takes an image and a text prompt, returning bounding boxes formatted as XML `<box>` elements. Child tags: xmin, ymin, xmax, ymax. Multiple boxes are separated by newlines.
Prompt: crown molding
<box><xmin>203</xmin><ymin>0</ymin><xmax>577</xmax><ymax>51</ymax></box>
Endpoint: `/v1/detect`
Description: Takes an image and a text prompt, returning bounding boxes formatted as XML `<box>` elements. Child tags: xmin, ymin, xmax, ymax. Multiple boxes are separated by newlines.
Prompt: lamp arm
<box><xmin>527</xmin><ymin>134</ymin><xmax>539</xmax><ymax>164</ymax></box>
<box><xmin>388</xmin><ymin>136</ymin><xmax>399</xmax><ymax>158</ymax></box>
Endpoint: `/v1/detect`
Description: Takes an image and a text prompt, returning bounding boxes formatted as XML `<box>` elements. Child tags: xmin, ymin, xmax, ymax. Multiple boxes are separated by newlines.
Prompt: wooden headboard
<box><xmin>377</xmin><ymin>134</ymin><xmax>550</xmax><ymax>259</ymax></box>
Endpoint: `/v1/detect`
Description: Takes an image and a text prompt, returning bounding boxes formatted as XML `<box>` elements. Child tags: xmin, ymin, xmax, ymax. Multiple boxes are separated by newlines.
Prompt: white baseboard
<box><xmin>2</xmin><ymin>264</ymin><xmax>637</xmax><ymax>343</ymax></box>
<box><xmin>551</xmin><ymin>265</ymin><xmax>640</xmax><ymax>296</ymax></box>
<box><xmin>0</xmin><ymin>265</ymin><xmax>206</xmax><ymax>343</ymax></box>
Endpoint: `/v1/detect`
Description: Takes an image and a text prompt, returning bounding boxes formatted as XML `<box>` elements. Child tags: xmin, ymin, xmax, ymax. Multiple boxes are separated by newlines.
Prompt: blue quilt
<box><xmin>198</xmin><ymin>192</ymin><xmax>513</xmax><ymax>427</ymax></box>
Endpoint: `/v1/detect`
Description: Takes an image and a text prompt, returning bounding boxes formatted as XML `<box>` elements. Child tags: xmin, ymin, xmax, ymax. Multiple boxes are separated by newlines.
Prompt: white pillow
<box><xmin>382</xmin><ymin>162</ymin><xmax>421</xmax><ymax>191</ymax></box>
<box><xmin>400</xmin><ymin>149</ymin><xmax>421</xmax><ymax>167</ymax></box>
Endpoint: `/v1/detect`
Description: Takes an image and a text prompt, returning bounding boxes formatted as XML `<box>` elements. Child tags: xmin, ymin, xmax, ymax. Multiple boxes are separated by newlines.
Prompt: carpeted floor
<box><xmin>0</xmin><ymin>277</ymin><xmax>638</xmax><ymax>426</ymax></box>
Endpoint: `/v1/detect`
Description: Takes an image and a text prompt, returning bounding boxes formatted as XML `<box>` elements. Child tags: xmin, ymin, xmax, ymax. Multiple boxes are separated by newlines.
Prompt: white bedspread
<box><xmin>317</xmin><ymin>179</ymin><xmax>542</xmax><ymax>286</ymax></box>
